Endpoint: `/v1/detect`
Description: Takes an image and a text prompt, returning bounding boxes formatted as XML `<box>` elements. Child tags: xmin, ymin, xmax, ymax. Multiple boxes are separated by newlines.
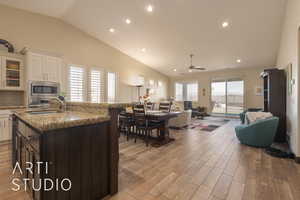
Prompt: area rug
<box><xmin>170</xmin><ymin>117</ymin><xmax>229</xmax><ymax>132</ymax></box>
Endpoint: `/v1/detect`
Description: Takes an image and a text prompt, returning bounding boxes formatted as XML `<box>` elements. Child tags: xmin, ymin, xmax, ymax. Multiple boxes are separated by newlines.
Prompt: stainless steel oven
<box><xmin>28</xmin><ymin>81</ymin><xmax>60</xmax><ymax>107</ymax></box>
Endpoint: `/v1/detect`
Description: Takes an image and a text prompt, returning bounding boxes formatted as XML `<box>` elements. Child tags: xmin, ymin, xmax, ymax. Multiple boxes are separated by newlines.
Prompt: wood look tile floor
<box><xmin>1</xmin><ymin>120</ymin><xmax>300</xmax><ymax>200</ymax></box>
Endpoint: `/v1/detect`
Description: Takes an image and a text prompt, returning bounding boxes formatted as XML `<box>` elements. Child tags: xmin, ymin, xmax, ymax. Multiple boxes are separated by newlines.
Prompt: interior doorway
<box><xmin>211</xmin><ymin>79</ymin><xmax>244</xmax><ymax>115</ymax></box>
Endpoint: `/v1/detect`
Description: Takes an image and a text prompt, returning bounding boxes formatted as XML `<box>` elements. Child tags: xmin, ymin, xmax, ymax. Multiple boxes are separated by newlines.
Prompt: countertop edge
<box><xmin>13</xmin><ymin>111</ymin><xmax>111</xmax><ymax>132</ymax></box>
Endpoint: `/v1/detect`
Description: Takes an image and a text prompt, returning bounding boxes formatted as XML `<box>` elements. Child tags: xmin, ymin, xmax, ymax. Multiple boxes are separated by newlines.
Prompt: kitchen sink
<box><xmin>27</xmin><ymin>111</ymin><xmax>61</xmax><ymax>115</ymax></box>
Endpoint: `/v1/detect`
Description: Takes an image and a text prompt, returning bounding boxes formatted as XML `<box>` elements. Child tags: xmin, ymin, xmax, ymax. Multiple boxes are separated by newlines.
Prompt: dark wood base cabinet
<box><xmin>12</xmin><ymin>116</ymin><xmax>115</xmax><ymax>200</ymax></box>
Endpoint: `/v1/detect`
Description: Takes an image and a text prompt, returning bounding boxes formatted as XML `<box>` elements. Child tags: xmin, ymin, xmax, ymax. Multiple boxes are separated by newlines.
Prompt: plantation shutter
<box><xmin>69</xmin><ymin>66</ymin><xmax>85</xmax><ymax>102</ymax></box>
<box><xmin>89</xmin><ymin>69</ymin><xmax>105</xmax><ymax>103</ymax></box>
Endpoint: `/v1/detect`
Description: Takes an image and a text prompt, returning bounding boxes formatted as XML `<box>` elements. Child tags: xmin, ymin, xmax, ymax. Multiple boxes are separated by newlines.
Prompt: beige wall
<box><xmin>0</xmin><ymin>5</ymin><xmax>169</xmax><ymax>103</ymax></box>
<box><xmin>276</xmin><ymin>0</ymin><xmax>299</xmax><ymax>156</ymax></box>
<box><xmin>169</xmin><ymin>67</ymin><xmax>266</xmax><ymax>112</ymax></box>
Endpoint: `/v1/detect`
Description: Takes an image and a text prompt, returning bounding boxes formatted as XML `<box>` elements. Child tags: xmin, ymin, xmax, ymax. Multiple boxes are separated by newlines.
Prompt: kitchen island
<box><xmin>12</xmin><ymin>110</ymin><xmax>117</xmax><ymax>200</ymax></box>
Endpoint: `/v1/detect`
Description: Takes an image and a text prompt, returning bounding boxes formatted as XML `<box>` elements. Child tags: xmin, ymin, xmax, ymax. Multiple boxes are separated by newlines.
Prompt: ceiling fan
<box><xmin>188</xmin><ymin>54</ymin><xmax>206</xmax><ymax>71</ymax></box>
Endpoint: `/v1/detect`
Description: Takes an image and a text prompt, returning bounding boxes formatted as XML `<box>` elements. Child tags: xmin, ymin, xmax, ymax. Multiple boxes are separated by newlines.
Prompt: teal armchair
<box><xmin>235</xmin><ymin>117</ymin><xmax>279</xmax><ymax>148</ymax></box>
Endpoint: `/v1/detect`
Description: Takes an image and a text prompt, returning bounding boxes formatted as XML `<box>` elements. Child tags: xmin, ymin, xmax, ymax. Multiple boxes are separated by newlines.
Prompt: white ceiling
<box><xmin>0</xmin><ymin>0</ymin><xmax>287</xmax><ymax>76</ymax></box>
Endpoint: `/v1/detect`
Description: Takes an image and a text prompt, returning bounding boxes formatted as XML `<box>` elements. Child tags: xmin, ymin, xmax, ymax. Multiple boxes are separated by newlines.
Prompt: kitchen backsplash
<box><xmin>0</xmin><ymin>91</ymin><xmax>25</xmax><ymax>106</ymax></box>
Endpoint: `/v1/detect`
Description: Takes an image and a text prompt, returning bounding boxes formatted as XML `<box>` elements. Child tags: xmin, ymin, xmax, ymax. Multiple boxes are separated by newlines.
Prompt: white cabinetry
<box><xmin>44</xmin><ymin>55</ymin><xmax>62</xmax><ymax>82</ymax></box>
<box><xmin>27</xmin><ymin>52</ymin><xmax>43</xmax><ymax>81</ymax></box>
<box><xmin>27</xmin><ymin>52</ymin><xmax>62</xmax><ymax>83</ymax></box>
<box><xmin>0</xmin><ymin>110</ymin><xmax>12</xmax><ymax>142</ymax></box>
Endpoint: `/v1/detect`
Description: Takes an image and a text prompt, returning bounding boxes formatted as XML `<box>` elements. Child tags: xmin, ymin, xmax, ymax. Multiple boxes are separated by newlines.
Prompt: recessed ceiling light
<box><xmin>146</xmin><ymin>5</ymin><xmax>153</xmax><ymax>12</ymax></box>
<box><xmin>173</xmin><ymin>69</ymin><xmax>177</xmax><ymax>72</ymax></box>
<box><xmin>141</xmin><ymin>48</ymin><xmax>146</xmax><ymax>52</ymax></box>
<box><xmin>222</xmin><ymin>21</ymin><xmax>229</xmax><ymax>28</ymax></box>
<box><xmin>125</xmin><ymin>18</ymin><xmax>131</xmax><ymax>24</ymax></box>
<box><xmin>236</xmin><ymin>59</ymin><xmax>241</xmax><ymax>63</ymax></box>
<box><xmin>109</xmin><ymin>28</ymin><xmax>115</xmax><ymax>33</ymax></box>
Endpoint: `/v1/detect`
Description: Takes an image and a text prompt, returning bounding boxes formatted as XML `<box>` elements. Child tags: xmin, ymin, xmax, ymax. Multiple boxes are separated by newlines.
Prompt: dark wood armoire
<box><xmin>261</xmin><ymin>68</ymin><xmax>286</xmax><ymax>142</ymax></box>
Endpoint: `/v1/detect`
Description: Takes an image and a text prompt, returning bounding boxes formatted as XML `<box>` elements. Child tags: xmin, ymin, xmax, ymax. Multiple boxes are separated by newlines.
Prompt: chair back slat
<box><xmin>146</xmin><ymin>102</ymin><xmax>155</xmax><ymax>110</ymax></box>
<box><xmin>133</xmin><ymin>104</ymin><xmax>147</xmax><ymax>127</ymax></box>
<box><xmin>159</xmin><ymin>102</ymin><xmax>172</xmax><ymax>112</ymax></box>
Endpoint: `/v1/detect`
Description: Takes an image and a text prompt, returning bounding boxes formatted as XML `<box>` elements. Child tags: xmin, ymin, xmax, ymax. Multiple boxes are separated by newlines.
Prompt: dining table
<box><xmin>123</xmin><ymin>110</ymin><xmax>181</xmax><ymax>147</ymax></box>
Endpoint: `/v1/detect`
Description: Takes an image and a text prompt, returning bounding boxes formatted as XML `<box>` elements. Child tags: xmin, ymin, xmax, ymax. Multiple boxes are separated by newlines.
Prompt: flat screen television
<box><xmin>184</xmin><ymin>101</ymin><xmax>192</xmax><ymax>110</ymax></box>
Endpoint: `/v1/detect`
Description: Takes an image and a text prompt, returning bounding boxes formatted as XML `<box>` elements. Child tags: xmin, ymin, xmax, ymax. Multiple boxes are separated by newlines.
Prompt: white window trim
<box><xmin>107</xmin><ymin>71</ymin><xmax>118</xmax><ymax>103</ymax></box>
<box><xmin>174</xmin><ymin>81</ymin><xmax>199</xmax><ymax>101</ymax></box>
<box><xmin>175</xmin><ymin>82</ymin><xmax>184</xmax><ymax>101</ymax></box>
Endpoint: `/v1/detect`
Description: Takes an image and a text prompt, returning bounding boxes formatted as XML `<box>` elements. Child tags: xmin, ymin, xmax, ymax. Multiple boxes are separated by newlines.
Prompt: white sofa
<box><xmin>169</xmin><ymin>101</ymin><xmax>192</xmax><ymax>128</ymax></box>
<box><xmin>169</xmin><ymin>110</ymin><xmax>192</xmax><ymax>128</ymax></box>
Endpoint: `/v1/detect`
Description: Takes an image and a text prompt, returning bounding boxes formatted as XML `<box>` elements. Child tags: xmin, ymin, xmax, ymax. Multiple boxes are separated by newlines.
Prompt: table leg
<box><xmin>152</xmin><ymin>119</ymin><xmax>175</xmax><ymax>147</ymax></box>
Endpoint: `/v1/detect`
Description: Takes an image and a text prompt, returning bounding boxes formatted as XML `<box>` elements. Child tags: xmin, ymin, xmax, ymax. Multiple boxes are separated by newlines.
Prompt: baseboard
<box><xmin>295</xmin><ymin>157</ymin><xmax>300</xmax><ymax>164</ymax></box>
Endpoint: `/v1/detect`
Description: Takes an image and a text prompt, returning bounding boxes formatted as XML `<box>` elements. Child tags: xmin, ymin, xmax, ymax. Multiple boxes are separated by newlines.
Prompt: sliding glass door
<box><xmin>211</xmin><ymin>79</ymin><xmax>244</xmax><ymax>115</ymax></box>
<box><xmin>227</xmin><ymin>80</ymin><xmax>244</xmax><ymax>114</ymax></box>
<box><xmin>211</xmin><ymin>81</ymin><xmax>226</xmax><ymax>114</ymax></box>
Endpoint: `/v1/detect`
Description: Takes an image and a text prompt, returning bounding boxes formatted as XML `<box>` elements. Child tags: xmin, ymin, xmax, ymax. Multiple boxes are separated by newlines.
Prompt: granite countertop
<box><xmin>14</xmin><ymin>111</ymin><xmax>110</xmax><ymax>132</ymax></box>
<box><xmin>0</xmin><ymin>106</ymin><xmax>26</xmax><ymax>110</ymax></box>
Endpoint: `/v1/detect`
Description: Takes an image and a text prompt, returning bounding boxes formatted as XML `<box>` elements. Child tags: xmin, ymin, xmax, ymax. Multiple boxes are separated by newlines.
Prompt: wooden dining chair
<box><xmin>132</xmin><ymin>104</ymin><xmax>160</xmax><ymax>146</ymax></box>
<box><xmin>159</xmin><ymin>102</ymin><xmax>172</xmax><ymax>112</ymax></box>
<box><xmin>146</xmin><ymin>102</ymin><xmax>155</xmax><ymax>110</ymax></box>
<box><xmin>119</xmin><ymin>112</ymin><xmax>134</xmax><ymax>141</ymax></box>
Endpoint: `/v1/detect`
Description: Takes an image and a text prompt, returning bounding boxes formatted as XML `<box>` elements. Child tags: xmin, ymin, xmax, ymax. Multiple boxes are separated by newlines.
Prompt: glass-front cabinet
<box><xmin>0</xmin><ymin>56</ymin><xmax>24</xmax><ymax>90</ymax></box>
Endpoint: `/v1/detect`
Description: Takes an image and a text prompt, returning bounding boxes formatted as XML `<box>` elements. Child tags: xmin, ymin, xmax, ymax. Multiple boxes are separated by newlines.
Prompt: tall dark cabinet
<box><xmin>261</xmin><ymin>68</ymin><xmax>286</xmax><ymax>142</ymax></box>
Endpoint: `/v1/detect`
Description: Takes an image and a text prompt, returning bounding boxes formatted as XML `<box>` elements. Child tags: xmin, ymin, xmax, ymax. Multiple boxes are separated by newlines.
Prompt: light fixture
<box><xmin>173</xmin><ymin>69</ymin><xmax>177</xmax><ymax>72</ymax></box>
<box><xmin>141</xmin><ymin>48</ymin><xmax>146</xmax><ymax>52</ymax></box>
<box><xmin>146</xmin><ymin>5</ymin><xmax>153</xmax><ymax>12</ymax></box>
<box><xmin>222</xmin><ymin>21</ymin><xmax>229</xmax><ymax>28</ymax></box>
<box><xmin>109</xmin><ymin>28</ymin><xmax>115</xmax><ymax>33</ymax></box>
<box><xmin>236</xmin><ymin>59</ymin><xmax>241</xmax><ymax>63</ymax></box>
<box><xmin>125</xmin><ymin>18</ymin><xmax>131</xmax><ymax>24</ymax></box>
<box><xmin>189</xmin><ymin>69</ymin><xmax>192</xmax><ymax>72</ymax></box>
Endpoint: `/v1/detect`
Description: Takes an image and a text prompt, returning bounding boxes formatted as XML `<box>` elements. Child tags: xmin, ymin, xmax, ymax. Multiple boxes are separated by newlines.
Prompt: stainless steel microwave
<box><xmin>30</xmin><ymin>81</ymin><xmax>60</xmax><ymax>96</ymax></box>
<box><xmin>28</xmin><ymin>81</ymin><xmax>60</xmax><ymax>107</ymax></box>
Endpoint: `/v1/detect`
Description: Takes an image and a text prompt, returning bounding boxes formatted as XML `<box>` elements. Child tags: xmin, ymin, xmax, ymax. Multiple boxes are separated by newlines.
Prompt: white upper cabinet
<box><xmin>27</xmin><ymin>52</ymin><xmax>62</xmax><ymax>83</ymax></box>
<box><xmin>27</xmin><ymin>52</ymin><xmax>44</xmax><ymax>81</ymax></box>
<box><xmin>44</xmin><ymin>56</ymin><xmax>61</xmax><ymax>82</ymax></box>
<box><xmin>0</xmin><ymin>56</ymin><xmax>24</xmax><ymax>90</ymax></box>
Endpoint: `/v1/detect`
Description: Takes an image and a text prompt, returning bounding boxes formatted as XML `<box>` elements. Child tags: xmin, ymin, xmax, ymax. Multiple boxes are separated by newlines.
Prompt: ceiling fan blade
<box><xmin>192</xmin><ymin>66</ymin><xmax>206</xmax><ymax>70</ymax></box>
<box><xmin>187</xmin><ymin>54</ymin><xmax>206</xmax><ymax>71</ymax></box>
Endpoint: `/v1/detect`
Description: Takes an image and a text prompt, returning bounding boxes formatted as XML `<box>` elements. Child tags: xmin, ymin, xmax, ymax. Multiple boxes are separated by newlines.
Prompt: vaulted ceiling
<box><xmin>0</xmin><ymin>0</ymin><xmax>287</xmax><ymax>76</ymax></box>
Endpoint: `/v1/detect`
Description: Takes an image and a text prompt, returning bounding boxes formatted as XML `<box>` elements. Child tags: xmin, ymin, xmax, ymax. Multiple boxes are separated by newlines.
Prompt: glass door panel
<box><xmin>211</xmin><ymin>80</ymin><xmax>244</xmax><ymax>115</ymax></box>
<box><xmin>211</xmin><ymin>81</ymin><xmax>226</xmax><ymax>114</ymax></box>
<box><xmin>227</xmin><ymin>80</ymin><xmax>244</xmax><ymax>114</ymax></box>
<box><xmin>5</xmin><ymin>59</ymin><xmax>21</xmax><ymax>88</ymax></box>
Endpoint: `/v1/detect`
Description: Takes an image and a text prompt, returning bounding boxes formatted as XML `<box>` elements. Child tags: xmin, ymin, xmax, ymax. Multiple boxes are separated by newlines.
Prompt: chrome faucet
<box><xmin>50</xmin><ymin>97</ymin><xmax>66</xmax><ymax>112</ymax></box>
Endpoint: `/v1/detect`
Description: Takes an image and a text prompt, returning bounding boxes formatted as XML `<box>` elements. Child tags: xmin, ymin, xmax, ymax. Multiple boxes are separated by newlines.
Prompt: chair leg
<box><xmin>126</xmin><ymin>126</ymin><xmax>130</xmax><ymax>141</ymax></box>
<box><xmin>146</xmin><ymin>130</ymin><xmax>149</xmax><ymax>147</ymax></box>
<box><xmin>135</xmin><ymin>129</ymin><xmax>138</xmax><ymax>143</ymax></box>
